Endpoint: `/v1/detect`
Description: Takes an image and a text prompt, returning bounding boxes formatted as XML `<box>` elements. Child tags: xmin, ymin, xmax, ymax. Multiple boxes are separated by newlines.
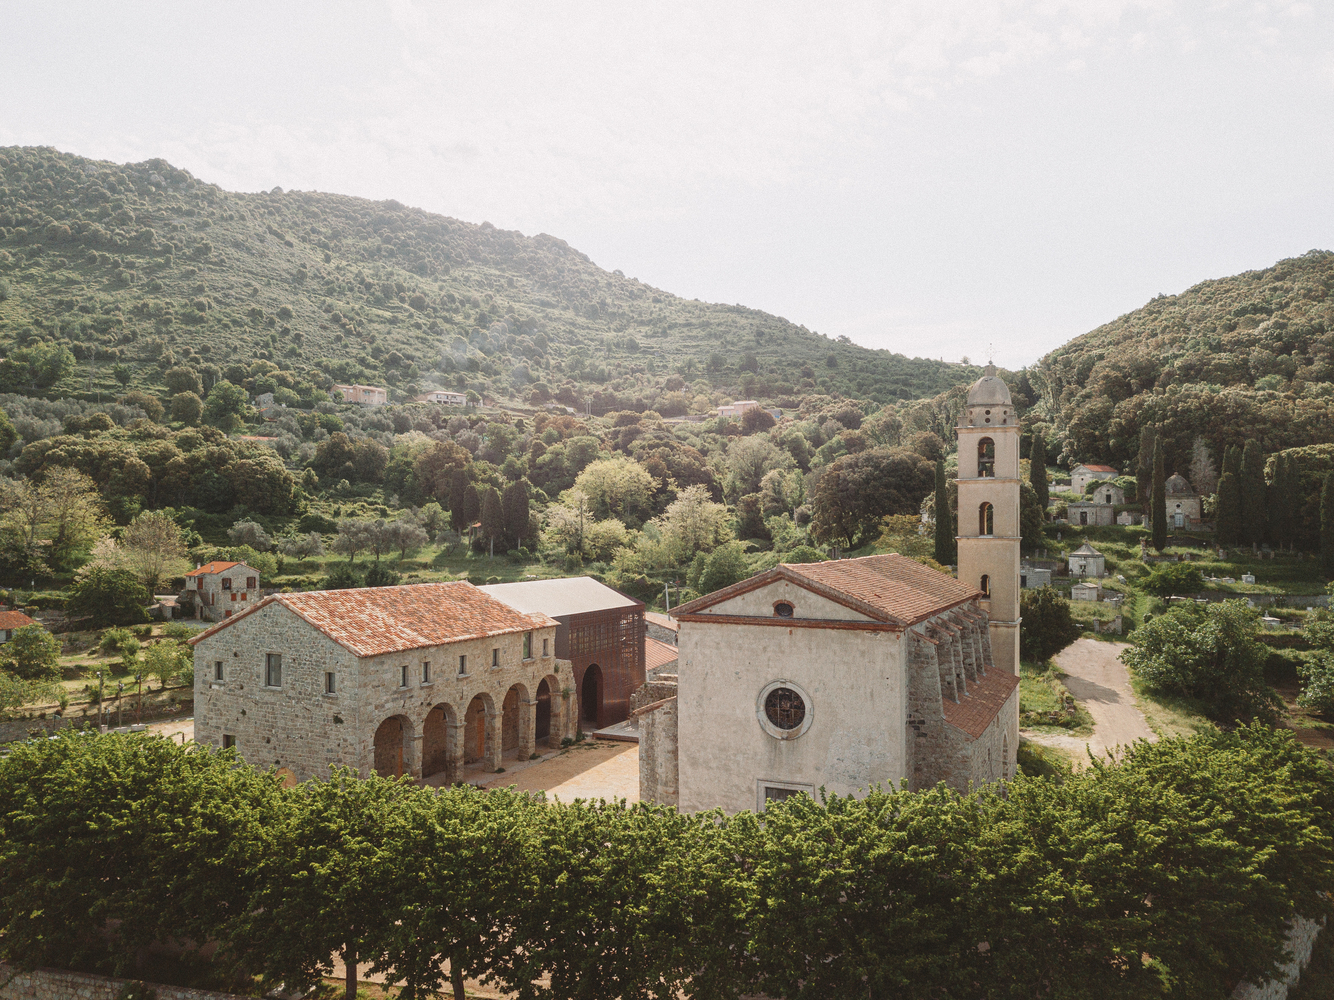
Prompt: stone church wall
<box><xmin>637</xmin><ymin>688</ymin><xmax>679</xmax><ymax>807</ymax></box>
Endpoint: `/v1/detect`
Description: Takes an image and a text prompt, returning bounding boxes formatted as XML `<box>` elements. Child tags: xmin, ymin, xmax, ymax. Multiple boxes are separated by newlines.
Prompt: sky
<box><xmin>4</xmin><ymin>1</ymin><xmax>1334</xmax><ymax>369</ymax></box>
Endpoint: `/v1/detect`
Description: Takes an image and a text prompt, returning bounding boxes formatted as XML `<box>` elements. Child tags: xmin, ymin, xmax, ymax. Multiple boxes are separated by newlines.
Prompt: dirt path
<box><xmin>1023</xmin><ymin>638</ymin><xmax>1156</xmax><ymax>765</ymax></box>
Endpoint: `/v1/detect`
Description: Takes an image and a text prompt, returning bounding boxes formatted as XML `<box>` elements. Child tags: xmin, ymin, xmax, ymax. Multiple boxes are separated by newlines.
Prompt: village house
<box><xmin>1068</xmin><ymin>542</ymin><xmax>1107</xmax><ymax>578</ymax></box>
<box><xmin>1067</xmin><ymin>500</ymin><xmax>1115</xmax><ymax>527</ymax></box>
<box><xmin>1069</xmin><ymin>463</ymin><xmax>1120</xmax><ymax>495</ymax></box>
<box><xmin>1166</xmin><ymin>474</ymin><xmax>1203</xmax><ymax>527</ymax></box>
<box><xmin>416</xmin><ymin>389</ymin><xmax>467</xmax><ymax>406</ymax></box>
<box><xmin>716</xmin><ymin>400</ymin><xmax>761</xmax><ymax>419</ymax></box>
<box><xmin>479</xmin><ymin>578</ymin><xmax>645</xmax><ymax>730</ymax></box>
<box><xmin>332</xmin><ymin>383</ymin><xmax>388</xmax><ymax>406</ymax></box>
<box><xmin>190</xmin><ymin>582</ymin><xmax>571</xmax><ymax>783</ymax></box>
<box><xmin>182</xmin><ymin>561</ymin><xmax>262</xmax><ymax>622</ymax></box>
<box><xmin>0</xmin><ymin>609</ymin><xmax>36</xmax><ymax>642</ymax></box>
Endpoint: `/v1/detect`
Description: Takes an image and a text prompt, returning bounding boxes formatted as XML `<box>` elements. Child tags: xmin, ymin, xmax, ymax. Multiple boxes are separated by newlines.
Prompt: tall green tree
<box><xmin>1217</xmin><ymin>471</ymin><xmax>1243</xmax><ymax>545</ymax></box>
<box><xmin>1267</xmin><ymin>453</ymin><xmax>1285</xmax><ymax>550</ymax></box>
<box><xmin>448</xmin><ymin>469</ymin><xmax>471</xmax><ymax>532</ymax></box>
<box><xmin>1222</xmin><ymin>444</ymin><xmax>1242</xmax><ymax>480</ymax></box>
<box><xmin>933</xmin><ymin>459</ymin><xmax>955</xmax><ymax>565</ymax></box>
<box><xmin>1136</xmin><ymin>426</ymin><xmax>1155</xmax><ymax>515</ymax></box>
<box><xmin>480</xmin><ymin>487</ymin><xmax>504</xmax><ymax>556</ymax></box>
<box><xmin>1322</xmin><ymin>472</ymin><xmax>1334</xmax><ymax>578</ymax></box>
<box><xmin>1151</xmin><ymin>437</ymin><xmax>1167</xmax><ymax>552</ymax></box>
<box><xmin>501</xmin><ymin>480</ymin><xmax>530</xmax><ymax>549</ymax></box>
<box><xmin>1029</xmin><ymin>433</ymin><xmax>1049</xmax><ymax>513</ymax></box>
<box><xmin>5</xmin><ymin>624</ymin><xmax>60</xmax><ymax>680</ymax></box>
<box><xmin>1240</xmin><ymin>439</ymin><xmax>1267</xmax><ymax>547</ymax></box>
<box><xmin>1019</xmin><ymin>587</ymin><xmax>1082</xmax><ymax>663</ymax></box>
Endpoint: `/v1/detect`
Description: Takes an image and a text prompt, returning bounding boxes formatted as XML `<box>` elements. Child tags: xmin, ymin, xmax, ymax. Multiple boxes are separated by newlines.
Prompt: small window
<box><xmin>422</xmin><ymin>661</ymin><xmax>431</xmax><ymax>683</ymax></box>
<box><xmin>399</xmin><ymin>665</ymin><xmax>409</xmax><ymax>688</ymax></box>
<box><xmin>240</xmin><ymin>593</ymin><xmax>247</xmax><ymax>601</ymax></box>
<box><xmin>246</xmin><ymin>576</ymin><xmax>257</xmax><ymax>589</ymax></box>
<box><xmin>458</xmin><ymin>654</ymin><xmax>467</xmax><ymax>676</ymax></box>
<box><xmin>224</xmin><ymin>610</ymin><xmax>232</xmax><ymax>618</ymax></box>
<box><xmin>773</xmin><ymin>601</ymin><xmax>794</xmax><ymax>618</ymax></box>
<box><xmin>230</xmin><ymin>592</ymin><xmax>238</xmax><ymax>602</ymax></box>
<box><xmin>222</xmin><ymin>578</ymin><xmax>232</xmax><ymax>590</ymax></box>
<box><xmin>543</xmin><ymin>637</ymin><xmax>550</xmax><ymax>657</ymax></box>
<box><xmin>523</xmin><ymin>631</ymin><xmax>532</xmax><ymax>659</ymax></box>
<box><xmin>981</xmin><ymin>574</ymin><xmax>991</xmax><ymax>597</ymax></box>
<box><xmin>222</xmin><ymin>734</ymin><xmax>236</xmax><ymax>749</ymax></box>
<box><xmin>265</xmin><ymin>653</ymin><xmax>282</xmax><ymax>688</ymax></box>
<box><xmin>214</xmin><ymin>661</ymin><xmax>224</xmax><ymax>682</ymax></box>
<box><xmin>765</xmin><ymin>786</ymin><xmax>803</xmax><ymax>806</ymax></box>
<box><xmin>492</xmin><ymin>648</ymin><xmax>500</xmax><ymax>668</ymax></box>
<box><xmin>325</xmin><ymin>672</ymin><xmax>336</xmax><ymax>694</ymax></box>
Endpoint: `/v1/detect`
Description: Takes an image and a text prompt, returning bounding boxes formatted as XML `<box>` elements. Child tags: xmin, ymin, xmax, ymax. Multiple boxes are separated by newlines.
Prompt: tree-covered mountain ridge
<box><xmin>1029</xmin><ymin>249</ymin><xmax>1334</xmax><ymax>474</ymax></box>
<box><xmin>0</xmin><ymin>145</ymin><xmax>975</xmax><ymax>412</ymax></box>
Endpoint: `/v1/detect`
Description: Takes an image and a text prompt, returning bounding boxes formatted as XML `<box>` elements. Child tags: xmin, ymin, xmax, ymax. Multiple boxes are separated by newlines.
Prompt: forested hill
<box><xmin>1030</xmin><ymin>250</ymin><xmax>1334</xmax><ymax>473</ymax></box>
<box><xmin>0</xmin><ymin>146</ymin><xmax>973</xmax><ymax>412</ymax></box>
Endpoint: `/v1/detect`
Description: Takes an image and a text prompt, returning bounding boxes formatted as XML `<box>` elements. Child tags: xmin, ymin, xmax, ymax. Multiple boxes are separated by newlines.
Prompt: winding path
<box><xmin>1022</xmin><ymin>638</ymin><xmax>1156</xmax><ymax>765</ymax></box>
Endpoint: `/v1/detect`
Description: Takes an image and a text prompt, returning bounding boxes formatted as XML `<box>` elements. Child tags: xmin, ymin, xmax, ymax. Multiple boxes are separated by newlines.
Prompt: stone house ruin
<box><xmin>190</xmin><ymin>582</ymin><xmax>572</xmax><ymax>783</ymax></box>
<box><xmin>479</xmin><ymin>578</ymin><xmax>645</xmax><ymax>731</ymax></box>
<box><xmin>639</xmin><ymin>554</ymin><xmax>1019</xmax><ymax>813</ymax></box>
<box><xmin>182</xmin><ymin>561</ymin><xmax>262</xmax><ymax>622</ymax></box>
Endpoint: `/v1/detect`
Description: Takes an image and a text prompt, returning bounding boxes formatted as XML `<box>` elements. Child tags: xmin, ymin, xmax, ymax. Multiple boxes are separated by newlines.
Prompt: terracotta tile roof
<box><xmin>942</xmin><ymin>669</ymin><xmax>1019</xmax><ymax>739</ymax></box>
<box><xmin>645</xmin><ymin>637</ymin><xmax>679</xmax><ymax>672</ymax></box>
<box><xmin>189</xmin><ymin>582</ymin><xmax>556</xmax><ymax>657</ymax></box>
<box><xmin>1075</xmin><ymin>464</ymin><xmax>1119</xmax><ymax>473</ymax></box>
<box><xmin>186</xmin><ymin>561</ymin><xmax>241</xmax><ymax>577</ymax></box>
<box><xmin>0</xmin><ymin>610</ymin><xmax>36</xmax><ymax>630</ymax></box>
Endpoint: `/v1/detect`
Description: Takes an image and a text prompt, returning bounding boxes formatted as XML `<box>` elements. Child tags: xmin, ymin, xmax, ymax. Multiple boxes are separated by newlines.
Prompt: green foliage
<box><xmin>323</xmin><ymin>563</ymin><xmax>362</xmax><ymax>590</ymax></box>
<box><xmin>1324</xmin><ymin>472</ymin><xmax>1334</xmax><ymax>578</ymax></box>
<box><xmin>143</xmin><ymin>639</ymin><xmax>191</xmax><ymax>688</ymax></box>
<box><xmin>932</xmin><ymin>459</ymin><xmax>954</xmax><ymax>565</ymax></box>
<box><xmin>1241</xmin><ymin>438</ymin><xmax>1268</xmax><ymax>546</ymax></box>
<box><xmin>809</xmin><ymin>446</ymin><xmax>935</xmax><ymax>549</ymax></box>
<box><xmin>1122</xmin><ymin>599</ymin><xmax>1280</xmax><ymax>721</ymax></box>
<box><xmin>1139</xmin><ymin>562</ymin><xmax>1204</xmax><ymax>596</ymax></box>
<box><xmin>1019</xmin><ymin>586</ymin><xmax>1082</xmax><ymax>663</ymax></box>
<box><xmin>66</xmin><ymin>567</ymin><xmax>150</xmax><ymax>626</ymax></box>
<box><xmin>1217</xmin><ymin>470</ymin><xmax>1243</xmax><ymax>545</ymax></box>
<box><xmin>1297</xmin><ymin>653</ymin><xmax>1334</xmax><ymax>715</ymax></box>
<box><xmin>4</xmin><ymin>624</ymin><xmax>60</xmax><ymax>680</ymax></box>
<box><xmin>363</xmin><ymin>564</ymin><xmax>400</xmax><ymax>587</ymax></box>
<box><xmin>1151</xmin><ymin>437</ymin><xmax>1166</xmax><ymax>552</ymax></box>
<box><xmin>1029</xmin><ymin>433</ymin><xmax>1048</xmax><ymax>512</ymax></box>
<box><xmin>697</xmin><ymin>541</ymin><xmax>750</xmax><ymax>593</ymax></box>
<box><xmin>201</xmin><ymin>381</ymin><xmax>248</xmax><ymax>433</ymax></box>
<box><xmin>99</xmin><ymin>626</ymin><xmax>139</xmax><ymax>655</ymax></box>
<box><xmin>0</xmin><ymin>671</ymin><xmax>58</xmax><ymax>716</ymax></box>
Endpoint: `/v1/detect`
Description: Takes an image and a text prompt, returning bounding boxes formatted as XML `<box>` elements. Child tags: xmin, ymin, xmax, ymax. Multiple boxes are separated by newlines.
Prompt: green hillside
<box><xmin>1029</xmin><ymin>250</ymin><xmax>1334</xmax><ymax>474</ymax></box>
<box><xmin>0</xmin><ymin>145</ymin><xmax>973</xmax><ymax>412</ymax></box>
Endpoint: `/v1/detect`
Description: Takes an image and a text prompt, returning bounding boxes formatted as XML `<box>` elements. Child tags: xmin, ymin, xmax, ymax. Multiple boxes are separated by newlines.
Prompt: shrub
<box><xmin>1019</xmin><ymin>587</ymin><xmax>1082</xmax><ymax>663</ymax></box>
<box><xmin>6</xmin><ymin>625</ymin><xmax>61</xmax><ymax>680</ymax></box>
<box><xmin>1298</xmin><ymin>653</ymin><xmax>1334</xmax><ymax>715</ymax></box>
<box><xmin>67</xmin><ymin>568</ymin><xmax>150</xmax><ymax>627</ymax></box>
<box><xmin>322</xmin><ymin>564</ymin><xmax>361</xmax><ymax>590</ymax></box>
<box><xmin>1140</xmin><ymin>562</ymin><xmax>1204</xmax><ymax>597</ymax></box>
<box><xmin>364</xmin><ymin>564</ymin><xmax>400</xmax><ymax>588</ymax></box>
<box><xmin>99</xmin><ymin>628</ymin><xmax>140</xmax><ymax>656</ymax></box>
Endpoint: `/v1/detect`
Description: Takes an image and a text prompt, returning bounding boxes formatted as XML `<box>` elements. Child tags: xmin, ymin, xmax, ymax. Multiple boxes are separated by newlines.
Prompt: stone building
<box><xmin>479</xmin><ymin>577</ymin><xmax>645</xmax><ymax>730</ymax></box>
<box><xmin>332</xmin><ymin>383</ymin><xmax>387</xmax><ymax>406</ymax></box>
<box><xmin>1071</xmin><ymin>581</ymin><xmax>1102</xmax><ymax>602</ymax></box>
<box><xmin>1070</xmin><ymin>463</ymin><xmax>1120</xmax><ymax>495</ymax></box>
<box><xmin>417</xmin><ymin>390</ymin><xmax>467</xmax><ymax>405</ymax></box>
<box><xmin>1089</xmin><ymin>482</ymin><xmax>1125</xmax><ymax>506</ymax></box>
<box><xmin>1166</xmin><ymin>474</ymin><xmax>1203</xmax><ymax>527</ymax></box>
<box><xmin>182</xmin><ymin>561</ymin><xmax>262</xmax><ymax>622</ymax></box>
<box><xmin>190</xmin><ymin>582</ymin><xmax>573</xmax><ymax>783</ymax></box>
<box><xmin>1067</xmin><ymin>501</ymin><xmax>1115</xmax><ymax>527</ymax></box>
<box><xmin>641</xmin><ymin>554</ymin><xmax>1018</xmax><ymax>813</ymax></box>
<box><xmin>1068</xmin><ymin>542</ymin><xmax>1106</xmax><ymax>578</ymax></box>
<box><xmin>1020</xmin><ymin>565</ymin><xmax>1052</xmax><ymax>588</ymax></box>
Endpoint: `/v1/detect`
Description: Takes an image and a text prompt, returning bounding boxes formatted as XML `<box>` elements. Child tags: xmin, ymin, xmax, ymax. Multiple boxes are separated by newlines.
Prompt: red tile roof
<box><xmin>645</xmin><ymin>637</ymin><xmax>679</xmax><ymax>672</ymax></box>
<box><xmin>0</xmin><ymin>610</ymin><xmax>36</xmax><ymax>630</ymax></box>
<box><xmin>1075</xmin><ymin>464</ymin><xmax>1119</xmax><ymax>473</ymax></box>
<box><xmin>675</xmin><ymin>554</ymin><xmax>980</xmax><ymax>627</ymax></box>
<box><xmin>186</xmin><ymin>561</ymin><xmax>241</xmax><ymax>577</ymax></box>
<box><xmin>942</xmin><ymin>669</ymin><xmax>1019</xmax><ymax>739</ymax></box>
<box><xmin>188</xmin><ymin>581</ymin><xmax>556</xmax><ymax>657</ymax></box>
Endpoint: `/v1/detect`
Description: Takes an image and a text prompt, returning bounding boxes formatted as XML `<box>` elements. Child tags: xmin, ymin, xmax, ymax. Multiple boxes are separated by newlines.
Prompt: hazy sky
<box><xmin>4</xmin><ymin>2</ymin><xmax>1333</xmax><ymax>368</ymax></box>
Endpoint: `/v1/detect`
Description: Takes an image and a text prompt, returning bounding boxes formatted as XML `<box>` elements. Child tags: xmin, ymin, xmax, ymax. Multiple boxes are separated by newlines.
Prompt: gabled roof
<box><xmin>674</xmin><ymin>553</ymin><xmax>980</xmax><ymax>628</ymax></box>
<box><xmin>1069</xmin><ymin>542</ymin><xmax>1103</xmax><ymax>556</ymax></box>
<box><xmin>0</xmin><ymin>610</ymin><xmax>36</xmax><ymax>630</ymax></box>
<box><xmin>479</xmin><ymin>577</ymin><xmax>640</xmax><ymax>617</ymax></box>
<box><xmin>645</xmin><ymin>637</ymin><xmax>679</xmax><ymax>672</ymax></box>
<box><xmin>188</xmin><ymin>581</ymin><xmax>556</xmax><ymax>658</ymax></box>
<box><xmin>186</xmin><ymin>561</ymin><xmax>247</xmax><ymax>577</ymax></box>
<box><xmin>1073</xmin><ymin>464</ymin><xmax>1118</xmax><ymax>474</ymax></box>
<box><xmin>942</xmin><ymin>669</ymin><xmax>1019</xmax><ymax>738</ymax></box>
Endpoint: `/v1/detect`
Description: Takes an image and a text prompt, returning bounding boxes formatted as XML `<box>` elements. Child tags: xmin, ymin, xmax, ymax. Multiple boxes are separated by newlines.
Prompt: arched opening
<box><xmin>980</xmin><ymin>574</ymin><xmax>990</xmax><ymax>597</ymax></box>
<box><xmin>463</xmin><ymin>694</ymin><xmax>491</xmax><ymax>764</ymax></box>
<box><xmin>421</xmin><ymin>703</ymin><xmax>456</xmax><ymax>778</ymax></box>
<box><xmin>581</xmin><ymin>664</ymin><xmax>603</xmax><ymax>728</ymax></box>
<box><xmin>977</xmin><ymin>437</ymin><xmax>995</xmax><ymax>478</ymax></box>
<box><xmin>373</xmin><ymin>715</ymin><xmax>411</xmax><ymax>778</ymax></box>
<box><xmin>979</xmin><ymin>502</ymin><xmax>994</xmax><ymax>536</ymax></box>
<box><xmin>501</xmin><ymin>683</ymin><xmax>530</xmax><ymax>757</ymax></box>
<box><xmin>536</xmin><ymin>678</ymin><xmax>553</xmax><ymax>741</ymax></box>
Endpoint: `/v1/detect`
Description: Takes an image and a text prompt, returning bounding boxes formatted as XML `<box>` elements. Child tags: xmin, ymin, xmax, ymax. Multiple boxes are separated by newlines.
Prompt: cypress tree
<box><xmin>1223</xmin><ymin>444</ymin><xmax>1241</xmax><ymax>480</ymax></box>
<box><xmin>1267</xmin><ymin>453</ymin><xmax>1284</xmax><ymax>550</ymax></box>
<box><xmin>1151</xmin><ymin>437</ymin><xmax>1167</xmax><ymax>552</ymax></box>
<box><xmin>481</xmin><ymin>486</ymin><xmax>504</xmax><ymax>557</ymax></box>
<box><xmin>1322</xmin><ymin>473</ymin><xmax>1334</xmax><ymax>578</ymax></box>
<box><xmin>1029</xmin><ymin>433</ymin><xmax>1049</xmax><ymax>514</ymax></box>
<box><xmin>1136</xmin><ymin>426</ymin><xmax>1156</xmax><ymax>514</ymax></box>
<box><xmin>933</xmin><ymin>459</ymin><xmax>955</xmax><ymax>565</ymax></box>
<box><xmin>448</xmin><ymin>469</ymin><xmax>470</xmax><ymax>532</ymax></box>
<box><xmin>1216</xmin><ymin>471</ymin><xmax>1243</xmax><ymax>545</ymax></box>
<box><xmin>502</xmin><ymin>480</ymin><xmax>530</xmax><ymax>549</ymax></box>
<box><xmin>1240</xmin><ymin>439</ymin><xmax>1267</xmax><ymax>547</ymax></box>
<box><xmin>1281</xmin><ymin>453</ymin><xmax>1299</xmax><ymax>551</ymax></box>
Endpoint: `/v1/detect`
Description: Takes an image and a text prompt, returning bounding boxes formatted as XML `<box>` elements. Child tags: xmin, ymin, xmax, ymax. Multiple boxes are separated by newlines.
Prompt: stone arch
<box><xmin>979</xmin><ymin>501</ymin><xmax>993</xmax><ymax>536</ymax></box>
<box><xmin>463</xmin><ymin>693</ymin><xmax>495</xmax><ymax>765</ymax></box>
<box><xmin>422</xmin><ymin>702</ymin><xmax>458</xmax><ymax>779</ymax></box>
<box><xmin>373</xmin><ymin>714</ymin><xmax>413</xmax><ymax>779</ymax></box>
<box><xmin>536</xmin><ymin>677</ymin><xmax>554</xmax><ymax>742</ymax></box>
<box><xmin>581</xmin><ymin>663</ymin><xmax>603</xmax><ymax>728</ymax></box>
<box><xmin>501</xmin><ymin>682</ymin><xmax>532</xmax><ymax>758</ymax></box>
<box><xmin>977</xmin><ymin>437</ymin><xmax>995</xmax><ymax>477</ymax></box>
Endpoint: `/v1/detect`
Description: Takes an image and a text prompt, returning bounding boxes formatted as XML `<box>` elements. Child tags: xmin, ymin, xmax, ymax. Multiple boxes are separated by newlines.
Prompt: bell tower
<box><xmin>956</xmin><ymin>364</ymin><xmax>1021</xmax><ymax>675</ymax></box>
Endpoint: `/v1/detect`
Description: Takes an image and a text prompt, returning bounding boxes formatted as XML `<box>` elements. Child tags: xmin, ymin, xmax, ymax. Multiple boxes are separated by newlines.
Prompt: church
<box><xmin>637</xmin><ymin>366</ymin><xmax>1021</xmax><ymax>812</ymax></box>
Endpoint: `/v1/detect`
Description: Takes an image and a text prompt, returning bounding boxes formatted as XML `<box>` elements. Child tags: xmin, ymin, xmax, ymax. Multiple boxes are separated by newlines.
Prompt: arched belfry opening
<box><xmin>979</xmin><ymin>502</ymin><xmax>994</xmax><ymax>536</ymax></box>
<box><xmin>977</xmin><ymin>437</ymin><xmax>995</xmax><ymax>478</ymax></box>
<box><xmin>980</xmin><ymin>574</ymin><xmax>990</xmax><ymax>597</ymax></box>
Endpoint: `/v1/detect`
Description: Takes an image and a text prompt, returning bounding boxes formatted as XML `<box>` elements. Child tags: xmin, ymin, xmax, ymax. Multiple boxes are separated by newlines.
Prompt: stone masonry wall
<box><xmin>637</xmin><ymin>689</ymin><xmax>678</xmax><ymax>807</ymax></box>
<box><xmin>0</xmin><ymin>967</ymin><xmax>246</xmax><ymax>1000</ymax></box>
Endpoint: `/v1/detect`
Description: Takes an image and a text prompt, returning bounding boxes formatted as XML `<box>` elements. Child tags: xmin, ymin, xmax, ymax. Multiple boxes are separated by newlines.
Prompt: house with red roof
<box><xmin>189</xmin><ymin>582</ymin><xmax>570</xmax><ymax>783</ymax></box>
<box><xmin>182</xmin><ymin>560</ymin><xmax>262</xmax><ymax>622</ymax></box>
<box><xmin>0</xmin><ymin>609</ymin><xmax>37</xmax><ymax>643</ymax></box>
<box><xmin>1070</xmin><ymin>463</ymin><xmax>1121</xmax><ymax>495</ymax></box>
<box><xmin>638</xmin><ymin>553</ymin><xmax>1018</xmax><ymax>813</ymax></box>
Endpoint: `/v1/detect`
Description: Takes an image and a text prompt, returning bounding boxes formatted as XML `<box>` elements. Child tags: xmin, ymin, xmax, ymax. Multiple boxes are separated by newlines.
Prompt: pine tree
<box><xmin>1029</xmin><ymin>433</ymin><xmax>1049</xmax><ymax>514</ymax></box>
<box><xmin>1322</xmin><ymin>473</ymin><xmax>1334</xmax><ymax>578</ymax></box>
<box><xmin>1216</xmin><ymin>471</ymin><xmax>1243</xmax><ymax>545</ymax></box>
<box><xmin>1151</xmin><ymin>438</ymin><xmax>1167</xmax><ymax>552</ymax></box>
<box><xmin>1136</xmin><ymin>426</ymin><xmax>1156</xmax><ymax>514</ymax></box>
<box><xmin>1240</xmin><ymin>439</ymin><xmax>1267</xmax><ymax>547</ymax></box>
<box><xmin>933</xmin><ymin>459</ymin><xmax>955</xmax><ymax>566</ymax></box>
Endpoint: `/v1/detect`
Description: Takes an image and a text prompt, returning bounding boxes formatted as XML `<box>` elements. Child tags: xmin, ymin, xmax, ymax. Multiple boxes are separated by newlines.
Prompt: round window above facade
<box><xmin>756</xmin><ymin>679</ymin><xmax>814</xmax><ymax>740</ymax></box>
<box><xmin>773</xmin><ymin>601</ymin><xmax>794</xmax><ymax>618</ymax></box>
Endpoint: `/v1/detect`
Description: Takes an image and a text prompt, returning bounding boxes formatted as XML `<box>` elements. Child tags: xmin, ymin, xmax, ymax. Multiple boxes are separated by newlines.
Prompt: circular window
<box><xmin>773</xmin><ymin>601</ymin><xmax>794</xmax><ymax>618</ymax></box>
<box><xmin>756</xmin><ymin>680</ymin><xmax>814</xmax><ymax>740</ymax></box>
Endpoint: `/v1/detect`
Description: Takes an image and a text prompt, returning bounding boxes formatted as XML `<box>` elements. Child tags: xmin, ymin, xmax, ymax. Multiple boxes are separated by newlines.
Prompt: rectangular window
<box><xmin>247</xmin><ymin>576</ymin><xmax>257</xmax><ymax>589</ymax></box>
<box><xmin>400</xmin><ymin>664</ymin><xmax>409</xmax><ymax>688</ymax></box>
<box><xmin>222</xmin><ymin>578</ymin><xmax>232</xmax><ymax>590</ymax></box>
<box><xmin>230</xmin><ymin>593</ymin><xmax>237</xmax><ymax>602</ymax></box>
<box><xmin>543</xmin><ymin>637</ymin><xmax>549</xmax><ymax>657</ymax></box>
<box><xmin>265</xmin><ymin>653</ymin><xmax>282</xmax><ymax>688</ymax></box>
<box><xmin>224</xmin><ymin>610</ymin><xmax>232</xmax><ymax>618</ymax></box>
<box><xmin>240</xmin><ymin>593</ymin><xmax>247</xmax><ymax>601</ymax></box>
<box><xmin>523</xmin><ymin>631</ymin><xmax>532</xmax><ymax>659</ymax></box>
<box><xmin>757</xmin><ymin>780</ymin><xmax>814</xmax><ymax>812</ymax></box>
<box><xmin>214</xmin><ymin>661</ymin><xmax>223</xmax><ymax>682</ymax></box>
<box><xmin>325</xmin><ymin>672</ymin><xmax>336</xmax><ymax>694</ymax></box>
<box><xmin>222</xmin><ymin>734</ymin><xmax>236</xmax><ymax>749</ymax></box>
<box><xmin>422</xmin><ymin>661</ymin><xmax>431</xmax><ymax>683</ymax></box>
<box><xmin>491</xmin><ymin>648</ymin><xmax>500</xmax><ymax>668</ymax></box>
<box><xmin>458</xmin><ymin>654</ymin><xmax>467</xmax><ymax>676</ymax></box>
